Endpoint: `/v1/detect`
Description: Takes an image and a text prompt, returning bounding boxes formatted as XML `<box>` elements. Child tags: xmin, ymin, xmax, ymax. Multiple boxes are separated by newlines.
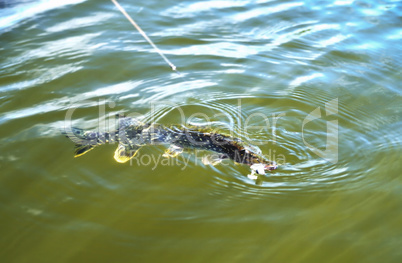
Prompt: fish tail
<box><xmin>74</xmin><ymin>143</ymin><xmax>96</xmax><ymax>157</ymax></box>
<box><xmin>63</xmin><ymin>127</ymin><xmax>100</xmax><ymax>157</ymax></box>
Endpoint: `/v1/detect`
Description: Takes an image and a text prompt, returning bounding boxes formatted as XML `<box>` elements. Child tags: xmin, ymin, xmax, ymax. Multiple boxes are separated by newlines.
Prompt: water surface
<box><xmin>1</xmin><ymin>0</ymin><xmax>401</xmax><ymax>262</ymax></box>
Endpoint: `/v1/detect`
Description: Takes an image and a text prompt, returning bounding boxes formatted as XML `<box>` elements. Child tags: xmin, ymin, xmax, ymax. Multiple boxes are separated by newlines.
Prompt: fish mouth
<box><xmin>250</xmin><ymin>162</ymin><xmax>278</xmax><ymax>175</ymax></box>
<box><xmin>264</xmin><ymin>163</ymin><xmax>278</xmax><ymax>171</ymax></box>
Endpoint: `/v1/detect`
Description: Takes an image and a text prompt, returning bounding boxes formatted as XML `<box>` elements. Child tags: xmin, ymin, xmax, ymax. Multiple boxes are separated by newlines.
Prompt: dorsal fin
<box><xmin>117</xmin><ymin>115</ymin><xmax>143</xmax><ymax>130</ymax></box>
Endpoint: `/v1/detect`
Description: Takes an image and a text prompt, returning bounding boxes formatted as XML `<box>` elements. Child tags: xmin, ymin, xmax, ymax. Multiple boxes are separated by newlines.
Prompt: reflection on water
<box><xmin>0</xmin><ymin>0</ymin><xmax>401</xmax><ymax>262</ymax></box>
<box><xmin>0</xmin><ymin>0</ymin><xmax>86</xmax><ymax>30</ymax></box>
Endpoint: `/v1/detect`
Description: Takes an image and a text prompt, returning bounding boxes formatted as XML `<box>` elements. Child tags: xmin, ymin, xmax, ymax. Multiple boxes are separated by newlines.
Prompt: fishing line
<box><xmin>111</xmin><ymin>0</ymin><xmax>179</xmax><ymax>74</ymax></box>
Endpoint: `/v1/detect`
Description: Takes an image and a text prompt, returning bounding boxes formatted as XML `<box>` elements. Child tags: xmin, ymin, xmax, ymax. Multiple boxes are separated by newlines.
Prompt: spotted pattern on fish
<box><xmin>64</xmin><ymin>116</ymin><xmax>277</xmax><ymax>173</ymax></box>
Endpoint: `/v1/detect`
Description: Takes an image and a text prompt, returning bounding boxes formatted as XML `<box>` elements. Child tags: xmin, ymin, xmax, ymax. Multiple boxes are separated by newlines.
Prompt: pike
<box><xmin>64</xmin><ymin>116</ymin><xmax>277</xmax><ymax>179</ymax></box>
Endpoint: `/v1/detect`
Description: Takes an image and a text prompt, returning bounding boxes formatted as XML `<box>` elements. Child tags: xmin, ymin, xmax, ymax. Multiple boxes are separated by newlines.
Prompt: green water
<box><xmin>1</xmin><ymin>0</ymin><xmax>401</xmax><ymax>262</ymax></box>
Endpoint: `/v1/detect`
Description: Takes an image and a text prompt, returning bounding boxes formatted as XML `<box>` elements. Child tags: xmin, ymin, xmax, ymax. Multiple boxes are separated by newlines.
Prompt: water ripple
<box><xmin>0</xmin><ymin>0</ymin><xmax>86</xmax><ymax>32</ymax></box>
<box><xmin>0</xmin><ymin>0</ymin><xmax>401</xmax><ymax>216</ymax></box>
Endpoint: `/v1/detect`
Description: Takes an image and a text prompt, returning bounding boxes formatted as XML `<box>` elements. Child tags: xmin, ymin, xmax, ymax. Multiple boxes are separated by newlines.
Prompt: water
<box><xmin>1</xmin><ymin>0</ymin><xmax>401</xmax><ymax>262</ymax></box>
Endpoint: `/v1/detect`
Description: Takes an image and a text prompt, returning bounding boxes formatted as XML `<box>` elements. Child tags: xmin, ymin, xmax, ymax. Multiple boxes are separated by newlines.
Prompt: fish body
<box><xmin>64</xmin><ymin>117</ymin><xmax>277</xmax><ymax>175</ymax></box>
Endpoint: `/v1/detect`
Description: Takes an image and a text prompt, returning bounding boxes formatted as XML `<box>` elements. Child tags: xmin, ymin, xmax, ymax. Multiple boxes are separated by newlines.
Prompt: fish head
<box><xmin>250</xmin><ymin>162</ymin><xmax>277</xmax><ymax>175</ymax></box>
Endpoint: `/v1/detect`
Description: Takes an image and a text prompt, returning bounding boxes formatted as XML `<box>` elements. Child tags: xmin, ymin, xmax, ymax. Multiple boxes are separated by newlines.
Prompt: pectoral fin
<box><xmin>162</xmin><ymin>145</ymin><xmax>183</xmax><ymax>158</ymax></box>
<box><xmin>74</xmin><ymin>144</ymin><xmax>96</xmax><ymax>157</ymax></box>
<box><xmin>114</xmin><ymin>144</ymin><xmax>141</xmax><ymax>163</ymax></box>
